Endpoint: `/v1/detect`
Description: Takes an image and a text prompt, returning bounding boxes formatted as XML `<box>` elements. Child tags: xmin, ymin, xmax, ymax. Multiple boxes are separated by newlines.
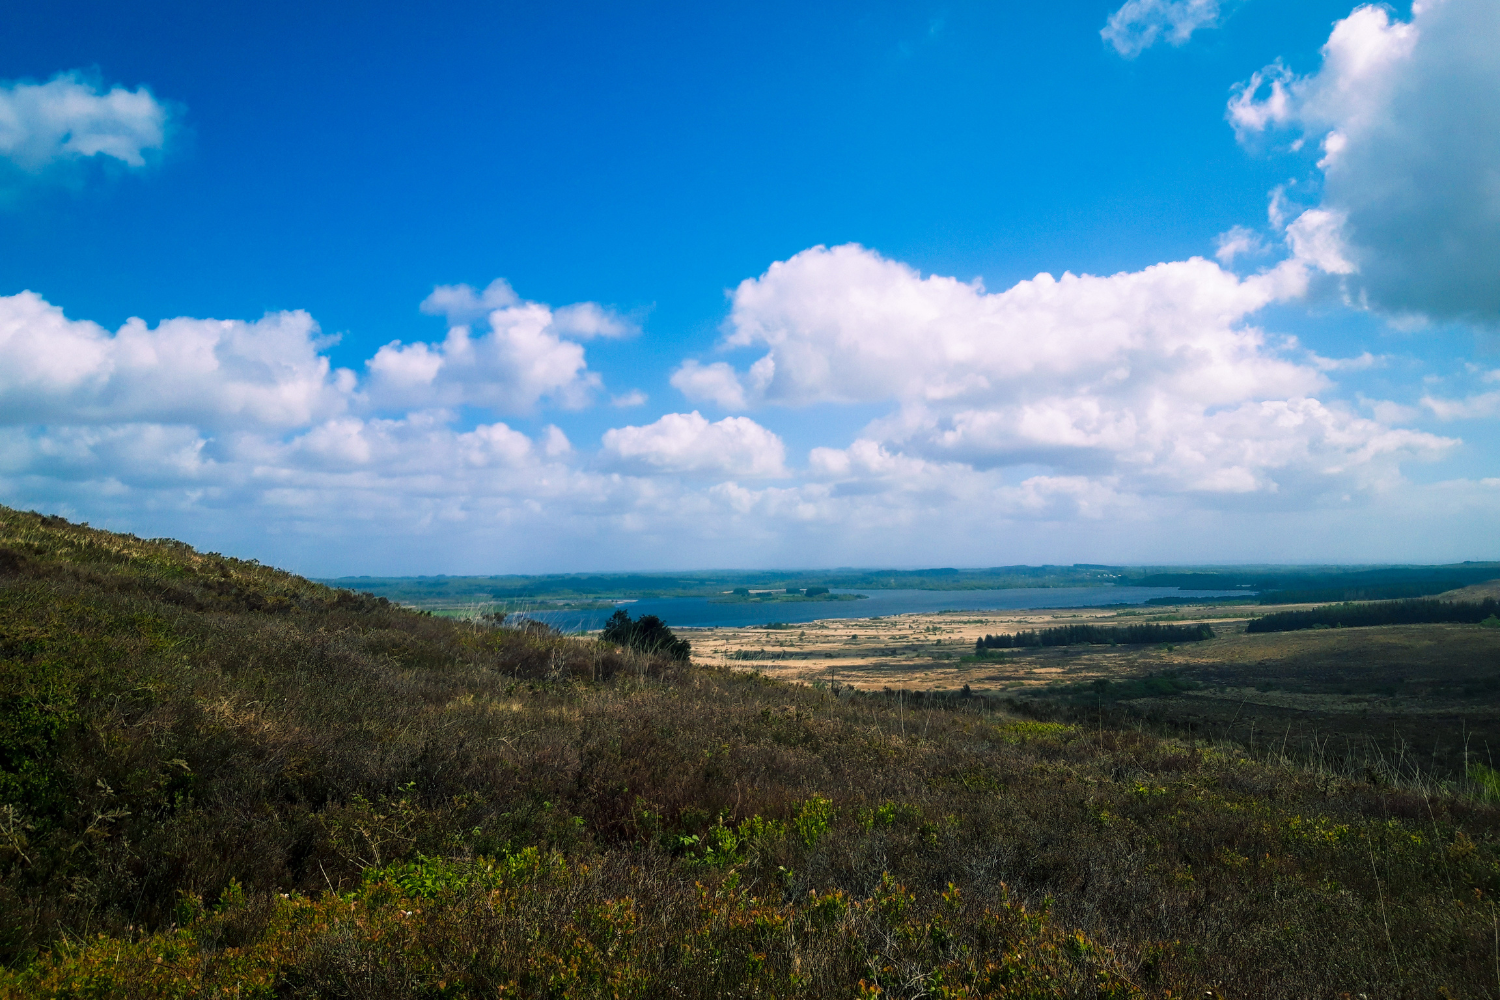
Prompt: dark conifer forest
<box><xmin>975</xmin><ymin>622</ymin><xmax>1215</xmax><ymax>650</ymax></box>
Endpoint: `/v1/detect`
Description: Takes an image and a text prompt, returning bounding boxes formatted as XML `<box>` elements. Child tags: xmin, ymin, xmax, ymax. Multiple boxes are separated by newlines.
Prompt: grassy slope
<box><xmin>2</xmin><ymin>507</ymin><xmax>1500</xmax><ymax>998</ymax></box>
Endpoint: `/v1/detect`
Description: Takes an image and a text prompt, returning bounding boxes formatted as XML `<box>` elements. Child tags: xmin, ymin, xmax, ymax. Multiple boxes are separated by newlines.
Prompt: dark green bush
<box><xmin>601</xmin><ymin>609</ymin><xmax>691</xmax><ymax>660</ymax></box>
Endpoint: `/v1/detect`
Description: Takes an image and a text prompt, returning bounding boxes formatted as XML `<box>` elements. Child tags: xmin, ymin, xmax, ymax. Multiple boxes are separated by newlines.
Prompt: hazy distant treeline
<box><xmin>323</xmin><ymin>561</ymin><xmax>1500</xmax><ymax>606</ymax></box>
<box><xmin>975</xmin><ymin>622</ymin><xmax>1215</xmax><ymax>650</ymax></box>
<box><xmin>1247</xmin><ymin>598</ymin><xmax>1500</xmax><ymax>633</ymax></box>
<box><xmin>1142</xmin><ymin>564</ymin><xmax>1500</xmax><ymax>605</ymax></box>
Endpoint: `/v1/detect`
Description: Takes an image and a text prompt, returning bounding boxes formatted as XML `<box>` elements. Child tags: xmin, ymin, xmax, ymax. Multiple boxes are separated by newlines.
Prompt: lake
<box><xmin>520</xmin><ymin>587</ymin><xmax>1249</xmax><ymax>631</ymax></box>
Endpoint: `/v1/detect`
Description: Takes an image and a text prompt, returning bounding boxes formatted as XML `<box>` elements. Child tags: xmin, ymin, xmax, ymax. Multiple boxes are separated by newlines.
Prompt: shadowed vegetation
<box><xmin>976</xmin><ymin>623</ymin><xmax>1214</xmax><ymax>650</ymax></box>
<box><xmin>2</xmin><ymin>507</ymin><xmax>1500</xmax><ymax>997</ymax></box>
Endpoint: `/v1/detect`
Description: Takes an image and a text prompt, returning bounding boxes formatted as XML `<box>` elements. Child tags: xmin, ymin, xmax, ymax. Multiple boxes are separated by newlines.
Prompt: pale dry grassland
<box><xmin>681</xmin><ymin>602</ymin><xmax>1258</xmax><ymax>691</ymax></box>
<box><xmin>1440</xmin><ymin>579</ymin><xmax>1500</xmax><ymax>601</ymax></box>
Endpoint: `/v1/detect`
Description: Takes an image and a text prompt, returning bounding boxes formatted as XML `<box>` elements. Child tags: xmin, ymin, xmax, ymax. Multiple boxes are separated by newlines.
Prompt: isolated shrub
<box><xmin>601</xmin><ymin>609</ymin><xmax>691</xmax><ymax>661</ymax></box>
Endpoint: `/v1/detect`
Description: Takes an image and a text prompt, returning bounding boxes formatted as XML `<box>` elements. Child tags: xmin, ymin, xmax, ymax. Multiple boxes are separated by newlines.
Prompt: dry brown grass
<box><xmin>1439</xmin><ymin>578</ymin><xmax>1500</xmax><ymax>602</ymax></box>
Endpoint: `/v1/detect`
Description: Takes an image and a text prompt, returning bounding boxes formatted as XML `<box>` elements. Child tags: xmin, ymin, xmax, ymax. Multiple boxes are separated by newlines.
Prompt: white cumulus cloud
<box><xmin>1102</xmin><ymin>0</ymin><xmax>1226</xmax><ymax>58</ymax></box>
<box><xmin>0</xmin><ymin>71</ymin><xmax>172</xmax><ymax>171</ymax></box>
<box><xmin>705</xmin><ymin>243</ymin><xmax>1451</xmax><ymax>499</ymax></box>
<box><xmin>670</xmin><ymin>360</ymin><xmax>750</xmax><ymax>409</ymax></box>
<box><xmin>601</xmin><ymin>411</ymin><xmax>787</xmax><ymax>477</ymax></box>
<box><xmin>0</xmin><ymin>291</ymin><xmax>354</xmax><ymax>429</ymax></box>
<box><xmin>1229</xmin><ymin>0</ymin><xmax>1500</xmax><ymax>323</ymax></box>
<box><xmin>366</xmin><ymin>281</ymin><xmax>622</xmax><ymax>413</ymax></box>
<box><xmin>0</xmin><ymin>286</ymin><xmax>648</xmax><ymax>571</ymax></box>
<box><xmin>0</xmin><ymin>251</ymin><xmax>1483</xmax><ymax>572</ymax></box>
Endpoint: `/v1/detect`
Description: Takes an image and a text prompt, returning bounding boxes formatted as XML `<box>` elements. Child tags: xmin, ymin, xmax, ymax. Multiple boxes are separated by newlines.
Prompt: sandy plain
<box><xmin>674</xmin><ymin>597</ymin><xmax>1500</xmax><ymax>776</ymax></box>
<box><xmin>676</xmin><ymin>601</ymin><xmax>1257</xmax><ymax>693</ymax></box>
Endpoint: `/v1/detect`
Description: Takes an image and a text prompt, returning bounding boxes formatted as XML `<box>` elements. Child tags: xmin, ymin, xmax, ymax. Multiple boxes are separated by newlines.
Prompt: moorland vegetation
<box><xmin>2</xmin><ymin>506</ymin><xmax>1499</xmax><ymax>997</ymax></box>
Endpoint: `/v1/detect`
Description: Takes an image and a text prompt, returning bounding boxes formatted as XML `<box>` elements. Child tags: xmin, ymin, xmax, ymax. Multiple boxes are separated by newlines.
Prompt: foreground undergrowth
<box><xmin>2</xmin><ymin>506</ymin><xmax>1499</xmax><ymax>997</ymax></box>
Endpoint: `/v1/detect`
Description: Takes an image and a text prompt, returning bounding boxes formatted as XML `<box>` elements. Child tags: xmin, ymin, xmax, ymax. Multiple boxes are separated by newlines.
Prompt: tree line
<box><xmin>1246</xmin><ymin>597</ymin><xmax>1500</xmax><ymax>633</ymax></box>
<box><xmin>975</xmin><ymin>622</ymin><xmax>1215</xmax><ymax>649</ymax></box>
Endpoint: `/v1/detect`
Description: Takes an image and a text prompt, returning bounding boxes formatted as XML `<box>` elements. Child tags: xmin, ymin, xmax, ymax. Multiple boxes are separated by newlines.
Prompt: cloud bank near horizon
<box><xmin>1</xmin><ymin>230</ymin><xmax>1485</xmax><ymax>574</ymax></box>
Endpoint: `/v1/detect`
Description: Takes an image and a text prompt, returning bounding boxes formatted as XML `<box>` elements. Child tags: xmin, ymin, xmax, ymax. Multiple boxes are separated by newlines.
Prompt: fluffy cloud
<box><xmin>0</xmin><ymin>253</ymin><xmax>1482</xmax><ymax>573</ymax></box>
<box><xmin>1102</xmin><ymin>0</ymin><xmax>1225</xmax><ymax>58</ymax></box>
<box><xmin>721</xmin><ymin>244</ymin><xmax>1315</xmax><ymax>408</ymax></box>
<box><xmin>697</xmin><ymin>244</ymin><xmax>1451</xmax><ymax>501</ymax></box>
<box><xmin>671</xmin><ymin>360</ymin><xmax>751</xmax><ymax>410</ymax></box>
<box><xmin>419</xmin><ymin>279</ymin><xmax>636</xmax><ymax>339</ymax></box>
<box><xmin>0</xmin><ymin>71</ymin><xmax>171</xmax><ymax>171</ymax></box>
<box><xmin>365</xmin><ymin>282</ymin><xmax>623</xmax><ymax>413</ymax></box>
<box><xmin>601</xmin><ymin>411</ymin><xmax>787</xmax><ymax>477</ymax></box>
<box><xmin>0</xmin><ymin>286</ymin><xmax>644</xmax><ymax>570</ymax></box>
<box><xmin>1229</xmin><ymin>0</ymin><xmax>1500</xmax><ymax>322</ymax></box>
<box><xmin>0</xmin><ymin>291</ymin><xmax>353</xmax><ymax>429</ymax></box>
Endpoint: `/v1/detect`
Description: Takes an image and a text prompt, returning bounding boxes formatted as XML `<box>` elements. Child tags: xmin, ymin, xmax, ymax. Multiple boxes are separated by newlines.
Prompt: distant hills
<box><xmin>321</xmin><ymin>561</ymin><xmax>1500</xmax><ymax>608</ymax></box>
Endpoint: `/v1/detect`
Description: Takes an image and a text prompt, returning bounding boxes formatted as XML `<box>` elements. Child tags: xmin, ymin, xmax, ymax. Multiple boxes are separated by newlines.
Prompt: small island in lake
<box><xmin>709</xmin><ymin>586</ymin><xmax>869</xmax><ymax>604</ymax></box>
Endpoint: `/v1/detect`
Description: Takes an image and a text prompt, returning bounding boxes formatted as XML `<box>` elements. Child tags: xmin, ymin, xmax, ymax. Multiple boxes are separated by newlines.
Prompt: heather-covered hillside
<box><xmin>2</xmin><ymin>506</ymin><xmax>1499</xmax><ymax>998</ymax></box>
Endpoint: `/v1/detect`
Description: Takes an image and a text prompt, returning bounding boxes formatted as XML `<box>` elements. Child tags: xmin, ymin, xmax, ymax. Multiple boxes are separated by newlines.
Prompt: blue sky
<box><xmin>1</xmin><ymin>0</ymin><xmax>1497</xmax><ymax>574</ymax></box>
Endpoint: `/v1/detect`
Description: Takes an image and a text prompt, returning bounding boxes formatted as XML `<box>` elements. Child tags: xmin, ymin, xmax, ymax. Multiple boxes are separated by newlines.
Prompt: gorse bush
<box><xmin>1</xmin><ymin>505</ymin><xmax>1499</xmax><ymax>998</ymax></box>
<box><xmin>975</xmin><ymin>623</ymin><xmax>1214</xmax><ymax>650</ymax></box>
<box><xmin>1246</xmin><ymin>597</ymin><xmax>1500</xmax><ymax>633</ymax></box>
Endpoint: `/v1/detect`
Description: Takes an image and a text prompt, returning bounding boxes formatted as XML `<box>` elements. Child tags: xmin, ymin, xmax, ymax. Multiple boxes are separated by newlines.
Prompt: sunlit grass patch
<box><xmin>994</xmin><ymin>719</ymin><xmax>1080</xmax><ymax>744</ymax></box>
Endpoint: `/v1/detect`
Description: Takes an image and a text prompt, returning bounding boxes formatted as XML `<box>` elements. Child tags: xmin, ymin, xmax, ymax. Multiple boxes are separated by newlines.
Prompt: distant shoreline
<box><xmin>707</xmin><ymin>593</ymin><xmax>868</xmax><ymax>605</ymax></box>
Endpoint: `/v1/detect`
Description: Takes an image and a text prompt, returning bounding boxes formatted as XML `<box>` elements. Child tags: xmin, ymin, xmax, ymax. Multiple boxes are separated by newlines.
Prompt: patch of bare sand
<box><xmin>677</xmin><ymin>602</ymin><xmax>1261</xmax><ymax>694</ymax></box>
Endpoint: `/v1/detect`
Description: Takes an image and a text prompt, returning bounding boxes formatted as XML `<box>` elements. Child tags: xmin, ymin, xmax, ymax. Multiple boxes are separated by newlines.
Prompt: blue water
<box><xmin>519</xmin><ymin>587</ymin><xmax>1248</xmax><ymax>632</ymax></box>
